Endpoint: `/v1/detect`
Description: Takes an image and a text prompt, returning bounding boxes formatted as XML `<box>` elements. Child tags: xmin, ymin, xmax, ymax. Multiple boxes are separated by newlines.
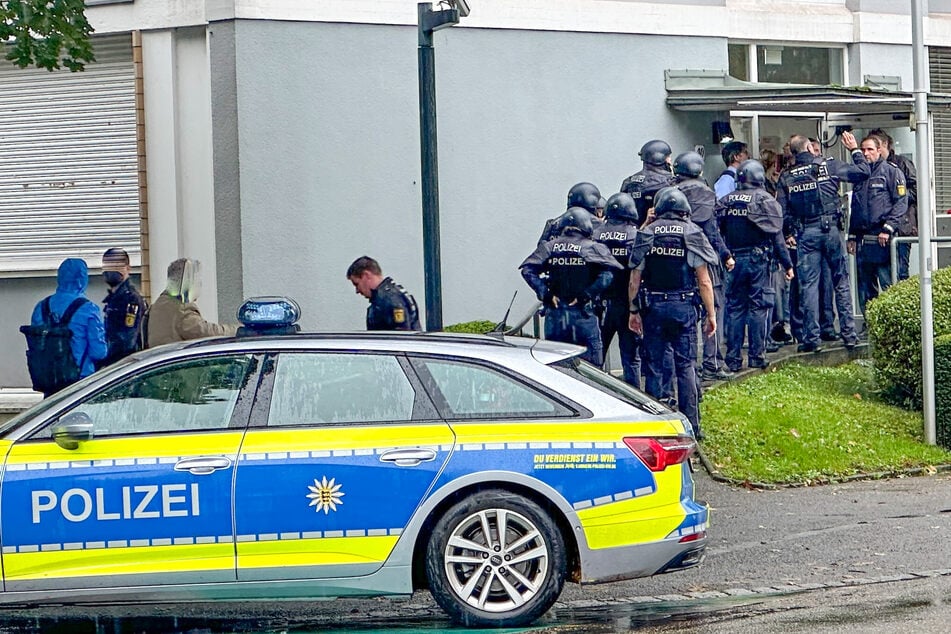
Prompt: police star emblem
<box><xmin>306</xmin><ymin>476</ymin><xmax>345</xmax><ymax>514</ymax></box>
<box><xmin>393</xmin><ymin>308</ymin><xmax>405</xmax><ymax>323</ymax></box>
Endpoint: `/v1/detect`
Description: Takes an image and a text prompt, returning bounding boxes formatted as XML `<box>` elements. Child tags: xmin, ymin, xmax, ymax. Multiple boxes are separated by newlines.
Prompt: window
<box><xmin>267</xmin><ymin>353</ymin><xmax>416</xmax><ymax>426</ymax></box>
<box><xmin>553</xmin><ymin>357</ymin><xmax>668</xmax><ymax>415</ymax></box>
<box><xmin>416</xmin><ymin>358</ymin><xmax>571</xmax><ymax>420</ymax></box>
<box><xmin>43</xmin><ymin>355</ymin><xmax>256</xmax><ymax>437</ymax></box>
<box><xmin>729</xmin><ymin>43</ymin><xmax>844</xmax><ymax>85</ymax></box>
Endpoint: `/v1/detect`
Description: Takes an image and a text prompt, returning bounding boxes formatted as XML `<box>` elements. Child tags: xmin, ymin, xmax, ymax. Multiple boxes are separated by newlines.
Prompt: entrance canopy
<box><xmin>665</xmin><ymin>70</ymin><xmax>951</xmax><ymax>115</ymax></box>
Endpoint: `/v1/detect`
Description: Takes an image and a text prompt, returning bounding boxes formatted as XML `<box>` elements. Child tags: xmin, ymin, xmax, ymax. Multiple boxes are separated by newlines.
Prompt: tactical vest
<box><xmin>784</xmin><ymin>160</ymin><xmax>839</xmax><ymax>221</ymax></box>
<box><xmin>623</xmin><ymin>168</ymin><xmax>672</xmax><ymax>218</ymax></box>
<box><xmin>677</xmin><ymin>178</ymin><xmax>715</xmax><ymax>224</ymax></box>
<box><xmin>642</xmin><ymin>217</ymin><xmax>693</xmax><ymax>292</ymax></box>
<box><xmin>595</xmin><ymin>220</ymin><xmax>636</xmax><ymax>300</ymax></box>
<box><xmin>719</xmin><ymin>191</ymin><xmax>765</xmax><ymax>251</ymax></box>
<box><xmin>546</xmin><ymin>234</ymin><xmax>594</xmax><ymax>300</ymax></box>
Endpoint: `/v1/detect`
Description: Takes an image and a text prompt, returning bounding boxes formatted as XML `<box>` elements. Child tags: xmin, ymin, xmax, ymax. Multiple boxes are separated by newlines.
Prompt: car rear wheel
<box><xmin>425</xmin><ymin>489</ymin><xmax>567</xmax><ymax>627</ymax></box>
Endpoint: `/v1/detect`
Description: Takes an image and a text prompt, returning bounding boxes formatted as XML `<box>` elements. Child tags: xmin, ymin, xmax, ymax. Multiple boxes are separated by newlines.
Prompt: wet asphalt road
<box><xmin>0</xmin><ymin>468</ymin><xmax>948</xmax><ymax>632</ymax></box>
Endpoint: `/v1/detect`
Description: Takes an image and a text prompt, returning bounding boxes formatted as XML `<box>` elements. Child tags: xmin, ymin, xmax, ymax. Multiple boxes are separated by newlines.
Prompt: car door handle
<box><xmin>174</xmin><ymin>456</ymin><xmax>233</xmax><ymax>475</ymax></box>
<box><xmin>378</xmin><ymin>448</ymin><xmax>437</xmax><ymax>467</ymax></box>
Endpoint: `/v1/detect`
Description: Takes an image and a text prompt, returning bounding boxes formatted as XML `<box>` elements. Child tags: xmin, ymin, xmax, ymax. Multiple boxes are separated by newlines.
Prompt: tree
<box><xmin>1</xmin><ymin>0</ymin><xmax>94</xmax><ymax>71</ymax></box>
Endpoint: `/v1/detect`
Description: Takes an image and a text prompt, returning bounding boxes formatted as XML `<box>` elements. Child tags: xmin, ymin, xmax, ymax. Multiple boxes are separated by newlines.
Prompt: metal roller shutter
<box><xmin>0</xmin><ymin>34</ymin><xmax>139</xmax><ymax>273</ymax></box>
<box><xmin>930</xmin><ymin>47</ymin><xmax>951</xmax><ymax>214</ymax></box>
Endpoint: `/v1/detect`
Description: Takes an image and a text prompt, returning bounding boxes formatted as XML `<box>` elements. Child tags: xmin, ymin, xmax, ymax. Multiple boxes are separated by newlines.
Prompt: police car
<box><xmin>0</xmin><ymin>298</ymin><xmax>707</xmax><ymax>627</ymax></box>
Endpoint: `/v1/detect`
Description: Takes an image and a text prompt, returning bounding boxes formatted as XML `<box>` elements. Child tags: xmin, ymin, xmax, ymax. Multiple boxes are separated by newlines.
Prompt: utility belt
<box><xmin>799</xmin><ymin>213</ymin><xmax>841</xmax><ymax>233</ymax></box>
<box><xmin>730</xmin><ymin>245</ymin><xmax>769</xmax><ymax>257</ymax></box>
<box><xmin>646</xmin><ymin>290</ymin><xmax>696</xmax><ymax>302</ymax></box>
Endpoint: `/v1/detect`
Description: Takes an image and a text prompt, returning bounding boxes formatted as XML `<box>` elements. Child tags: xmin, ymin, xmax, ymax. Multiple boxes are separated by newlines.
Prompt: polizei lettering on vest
<box><xmin>550</xmin><ymin>257</ymin><xmax>585</xmax><ymax>266</ymax></box>
<box><xmin>31</xmin><ymin>483</ymin><xmax>201</xmax><ymax>523</ymax></box>
<box><xmin>653</xmin><ymin>224</ymin><xmax>684</xmax><ymax>234</ymax></box>
<box><xmin>649</xmin><ymin>246</ymin><xmax>686</xmax><ymax>257</ymax></box>
<box><xmin>551</xmin><ymin>243</ymin><xmax>582</xmax><ymax>253</ymax></box>
<box><xmin>788</xmin><ymin>182</ymin><xmax>818</xmax><ymax>193</ymax></box>
<box><xmin>598</xmin><ymin>231</ymin><xmax>629</xmax><ymax>241</ymax></box>
<box><xmin>728</xmin><ymin>194</ymin><xmax>753</xmax><ymax>203</ymax></box>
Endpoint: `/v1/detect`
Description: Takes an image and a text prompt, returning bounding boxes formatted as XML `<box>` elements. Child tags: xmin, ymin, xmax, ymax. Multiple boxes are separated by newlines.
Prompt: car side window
<box><xmin>267</xmin><ymin>353</ymin><xmax>416</xmax><ymax>426</ymax></box>
<box><xmin>42</xmin><ymin>355</ymin><xmax>256</xmax><ymax>437</ymax></box>
<box><xmin>416</xmin><ymin>358</ymin><xmax>570</xmax><ymax>419</ymax></box>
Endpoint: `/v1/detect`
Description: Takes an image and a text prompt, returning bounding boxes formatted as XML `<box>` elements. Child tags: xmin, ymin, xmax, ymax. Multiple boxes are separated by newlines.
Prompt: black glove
<box><xmin>575</xmin><ymin>291</ymin><xmax>591</xmax><ymax>305</ymax></box>
<box><xmin>543</xmin><ymin>290</ymin><xmax>555</xmax><ymax>307</ymax></box>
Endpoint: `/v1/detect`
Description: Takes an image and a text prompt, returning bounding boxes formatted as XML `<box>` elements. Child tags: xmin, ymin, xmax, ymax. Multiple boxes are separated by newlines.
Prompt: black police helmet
<box><xmin>737</xmin><ymin>159</ymin><xmax>767</xmax><ymax>189</ymax></box>
<box><xmin>653</xmin><ymin>187</ymin><xmax>692</xmax><ymax>218</ymax></box>
<box><xmin>566</xmin><ymin>182</ymin><xmax>602</xmax><ymax>213</ymax></box>
<box><xmin>604</xmin><ymin>192</ymin><xmax>639</xmax><ymax>223</ymax></box>
<box><xmin>673</xmin><ymin>151</ymin><xmax>705</xmax><ymax>178</ymax></box>
<box><xmin>638</xmin><ymin>140</ymin><xmax>672</xmax><ymax>166</ymax></box>
<box><xmin>558</xmin><ymin>207</ymin><xmax>595</xmax><ymax>238</ymax></box>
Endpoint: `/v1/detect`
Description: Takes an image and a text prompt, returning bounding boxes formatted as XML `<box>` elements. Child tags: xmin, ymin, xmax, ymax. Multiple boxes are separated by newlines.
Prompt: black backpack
<box><xmin>20</xmin><ymin>297</ymin><xmax>90</xmax><ymax>395</ymax></box>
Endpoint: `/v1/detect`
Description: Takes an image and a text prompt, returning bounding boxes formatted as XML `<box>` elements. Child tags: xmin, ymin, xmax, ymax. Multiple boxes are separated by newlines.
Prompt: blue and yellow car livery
<box><xmin>0</xmin><ymin>327</ymin><xmax>707</xmax><ymax>627</ymax></box>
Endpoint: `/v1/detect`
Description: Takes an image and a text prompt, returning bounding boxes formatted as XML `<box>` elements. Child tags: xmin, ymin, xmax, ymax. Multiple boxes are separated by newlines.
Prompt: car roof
<box><xmin>136</xmin><ymin>332</ymin><xmax>585</xmax><ymax>366</ymax></box>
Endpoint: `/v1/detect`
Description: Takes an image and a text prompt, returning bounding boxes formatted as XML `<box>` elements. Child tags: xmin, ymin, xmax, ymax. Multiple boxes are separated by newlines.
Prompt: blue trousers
<box><xmin>797</xmin><ymin>224</ymin><xmax>856</xmax><ymax>346</ymax></box>
<box><xmin>600</xmin><ymin>299</ymin><xmax>641</xmax><ymax>387</ymax></box>
<box><xmin>898</xmin><ymin>241</ymin><xmax>912</xmax><ymax>281</ymax></box>
<box><xmin>545</xmin><ymin>304</ymin><xmax>603</xmax><ymax>366</ymax></box>
<box><xmin>642</xmin><ymin>298</ymin><xmax>701</xmax><ymax>434</ymax></box>
<box><xmin>856</xmin><ymin>240</ymin><xmax>892</xmax><ymax>316</ymax></box>
<box><xmin>725</xmin><ymin>252</ymin><xmax>771</xmax><ymax>369</ymax></box>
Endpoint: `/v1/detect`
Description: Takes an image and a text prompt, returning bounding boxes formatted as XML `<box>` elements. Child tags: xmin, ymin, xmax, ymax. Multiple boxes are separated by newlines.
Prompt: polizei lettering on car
<box><xmin>32</xmin><ymin>483</ymin><xmax>200</xmax><ymax>523</ymax></box>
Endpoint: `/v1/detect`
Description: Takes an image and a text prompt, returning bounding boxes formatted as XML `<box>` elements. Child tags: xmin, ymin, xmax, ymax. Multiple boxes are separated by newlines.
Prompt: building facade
<box><xmin>0</xmin><ymin>0</ymin><xmax>949</xmax><ymax>386</ymax></box>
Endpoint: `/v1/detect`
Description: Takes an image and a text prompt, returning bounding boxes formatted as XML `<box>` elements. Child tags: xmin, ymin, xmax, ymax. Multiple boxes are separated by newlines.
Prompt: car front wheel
<box><xmin>425</xmin><ymin>489</ymin><xmax>567</xmax><ymax>627</ymax></box>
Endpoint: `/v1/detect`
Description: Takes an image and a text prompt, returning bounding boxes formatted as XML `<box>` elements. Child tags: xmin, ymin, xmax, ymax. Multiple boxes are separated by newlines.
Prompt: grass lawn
<box><xmin>699</xmin><ymin>361</ymin><xmax>951</xmax><ymax>485</ymax></box>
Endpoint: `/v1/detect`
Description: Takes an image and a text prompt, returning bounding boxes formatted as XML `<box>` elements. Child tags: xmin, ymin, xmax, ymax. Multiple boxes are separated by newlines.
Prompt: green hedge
<box><xmin>442</xmin><ymin>320</ymin><xmax>499</xmax><ymax>334</ymax></box>
<box><xmin>935</xmin><ymin>334</ymin><xmax>951</xmax><ymax>450</ymax></box>
<box><xmin>866</xmin><ymin>266</ymin><xmax>951</xmax><ymax>407</ymax></box>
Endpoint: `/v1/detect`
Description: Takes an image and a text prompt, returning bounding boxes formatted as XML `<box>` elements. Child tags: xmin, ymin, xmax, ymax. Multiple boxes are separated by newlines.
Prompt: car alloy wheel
<box><xmin>425</xmin><ymin>490</ymin><xmax>566</xmax><ymax>627</ymax></box>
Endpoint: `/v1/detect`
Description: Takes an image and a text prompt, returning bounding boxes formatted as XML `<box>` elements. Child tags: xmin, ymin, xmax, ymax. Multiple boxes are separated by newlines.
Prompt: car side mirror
<box><xmin>51</xmin><ymin>411</ymin><xmax>94</xmax><ymax>450</ymax></box>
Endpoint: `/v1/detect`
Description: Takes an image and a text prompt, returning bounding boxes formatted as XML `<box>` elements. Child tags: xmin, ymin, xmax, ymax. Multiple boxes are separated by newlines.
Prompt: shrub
<box><xmin>934</xmin><ymin>334</ymin><xmax>951</xmax><ymax>450</ymax></box>
<box><xmin>442</xmin><ymin>320</ymin><xmax>499</xmax><ymax>334</ymax></box>
<box><xmin>866</xmin><ymin>266</ymin><xmax>951</xmax><ymax>407</ymax></box>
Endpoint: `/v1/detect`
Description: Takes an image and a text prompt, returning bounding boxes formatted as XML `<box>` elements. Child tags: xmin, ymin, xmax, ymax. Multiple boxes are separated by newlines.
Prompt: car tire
<box><xmin>424</xmin><ymin>489</ymin><xmax>567</xmax><ymax>627</ymax></box>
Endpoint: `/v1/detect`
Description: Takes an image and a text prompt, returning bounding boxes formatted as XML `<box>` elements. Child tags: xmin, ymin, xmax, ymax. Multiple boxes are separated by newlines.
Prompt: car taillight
<box><xmin>623</xmin><ymin>436</ymin><xmax>696</xmax><ymax>472</ymax></box>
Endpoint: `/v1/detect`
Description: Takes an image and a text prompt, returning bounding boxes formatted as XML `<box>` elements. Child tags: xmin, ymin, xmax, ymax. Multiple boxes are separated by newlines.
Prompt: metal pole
<box><xmin>912</xmin><ymin>0</ymin><xmax>936</xmax><ymax>445</ymax></box>
<box><xmin>418</xmin><ymin>3</ymin><xmax>443</xmax><ymax>331</ymax></box>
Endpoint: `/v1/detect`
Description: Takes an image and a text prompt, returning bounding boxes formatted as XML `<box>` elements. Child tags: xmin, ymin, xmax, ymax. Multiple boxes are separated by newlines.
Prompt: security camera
<box><xmin>454</xmin><ymin>0</ymin><xmax>470</xmax><ymax>17</ymax></box>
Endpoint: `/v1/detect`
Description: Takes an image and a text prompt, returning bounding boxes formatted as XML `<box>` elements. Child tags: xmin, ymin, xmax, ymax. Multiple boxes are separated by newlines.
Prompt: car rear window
<box><xmin>553</xmin><ymin>357</ymin><xmax>669</xmax><ymax>415</ymax></box>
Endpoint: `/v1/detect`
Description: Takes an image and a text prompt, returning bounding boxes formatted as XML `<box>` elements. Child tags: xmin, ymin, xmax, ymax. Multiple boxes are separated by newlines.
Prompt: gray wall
<box><xmin>223</xmin><ymin>20</ymin><xmax>724</xmax><ymax>330</ymax></box>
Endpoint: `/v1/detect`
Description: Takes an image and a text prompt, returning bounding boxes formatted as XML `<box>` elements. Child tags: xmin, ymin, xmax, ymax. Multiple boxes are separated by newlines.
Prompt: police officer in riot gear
<box><xmin>673</xmin><ymin>151</ymin><xmax>735</xmax><ymax>381</ymax></box>
<box><xmin>628</xmin><ymin>187</ymin><xmax>718</xmax><ymax>438</ymax></box>
<box><xmin>594</xmin><ymin>192</ymin><xmax>642</xmax><ymax>386</ymax></box>
<box><xmin>717</xmin><ymin>160</ymin><xmax>794</xmax><ymax>371</ymax></box>
<box><xmin>621</xmin><ymin>140</ymin><xmax>674</xmax><ymax>222</ymax></box>
<box><xmin>522</xmin><ymin>208</ymin><xmax>622</xmax><ymax>366</ymax></box>
<box><xmin>538</xmin><ymin>182</ymin><xmax>602</xmax><ymax>245</ymax></box>
<box><xmin>848</xmin><ymin>135</ymin><xmax>908</xmax><ymax>316</ymax></box>
<box><xmin>777</xmin><ymin>132</ymin><xmax>868</xmax><ymax>352</ymax></box>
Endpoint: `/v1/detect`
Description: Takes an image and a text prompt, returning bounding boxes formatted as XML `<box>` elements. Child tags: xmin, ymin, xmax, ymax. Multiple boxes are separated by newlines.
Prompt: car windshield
<box><xmin>0</xmin><ymin>355</ymin><xmax>140</xmax><ymax>437</ymax></box>
<box><xmin>553</xmin><ymin>357</ymin><xmax>669</xmax><ymax>415</ymax></box>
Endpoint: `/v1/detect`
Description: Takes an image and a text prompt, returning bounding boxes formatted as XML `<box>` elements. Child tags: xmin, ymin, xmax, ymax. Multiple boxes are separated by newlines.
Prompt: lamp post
<box><xmin>911</xmin><ymin>0</ymin><xmax>936</xmax><ymax>444</ymax></box>
<box><xmin>417</xmin><ymin>2</ymin><xmax>464</xmax><ymax>331</ymax></box>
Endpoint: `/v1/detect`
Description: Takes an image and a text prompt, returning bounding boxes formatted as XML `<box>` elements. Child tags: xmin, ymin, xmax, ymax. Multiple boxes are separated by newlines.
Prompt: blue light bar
<box><xmin>237</xmin><ymin>296</ymin><xmax>301</xmax><ymax>328</ymax></box>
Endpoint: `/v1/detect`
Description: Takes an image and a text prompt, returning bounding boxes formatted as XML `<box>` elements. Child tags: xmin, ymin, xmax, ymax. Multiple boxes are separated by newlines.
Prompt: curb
<box><xmin>696</xmin><ymin>341</ymin><xmax>951</xmax><ymax>488</ymax></box>
<box><xmin>553</xmin><ymin>568</ymin><xmax>951</xmax><ymax>611</ymax></box>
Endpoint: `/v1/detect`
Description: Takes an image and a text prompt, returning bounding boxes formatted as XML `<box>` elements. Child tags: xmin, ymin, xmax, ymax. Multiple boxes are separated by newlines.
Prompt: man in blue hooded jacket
<box><xmin>30</xmin><ymin>258</ymin><xmax>107</xmax><ymax>391</ymax></box>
